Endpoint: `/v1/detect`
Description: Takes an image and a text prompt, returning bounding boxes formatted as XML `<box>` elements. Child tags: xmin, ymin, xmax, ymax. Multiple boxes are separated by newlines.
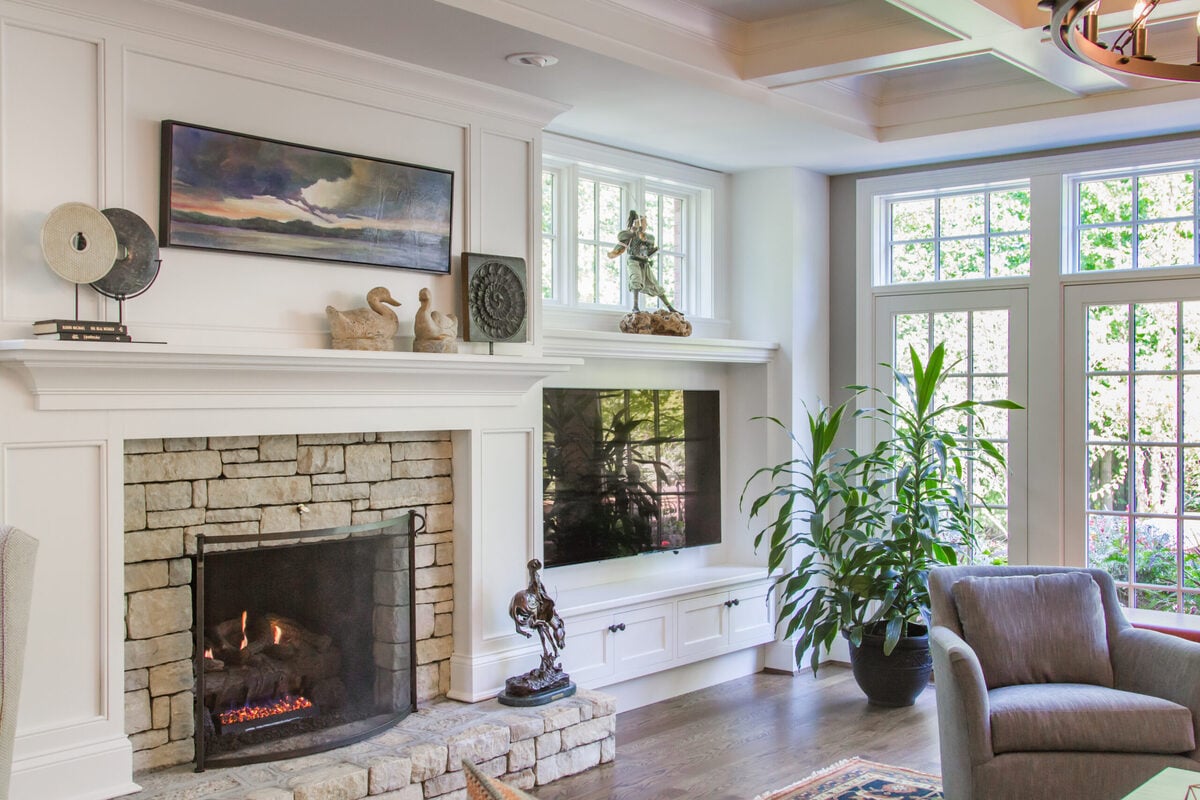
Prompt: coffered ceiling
<box><xmin>174</xmin><ymin>0</ymin><xmax>1200</xmax><ymax>173</ymax></box>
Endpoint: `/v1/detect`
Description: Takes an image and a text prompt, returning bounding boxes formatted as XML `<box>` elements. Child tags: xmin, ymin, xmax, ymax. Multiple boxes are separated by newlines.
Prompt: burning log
<box><xmin>202</xmin><ymin>610</ymin><xmax>342</xmax><ymax>721</ymax></box>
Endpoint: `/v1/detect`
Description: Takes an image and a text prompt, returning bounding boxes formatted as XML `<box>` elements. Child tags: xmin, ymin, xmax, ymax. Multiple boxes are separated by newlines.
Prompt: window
<box><xmin>542</xmin><ymin>136</ymin><xmax>719</xmax><ymax>320</ymax></box>
<box><xmin>860</xmin><ymin>139</ymin><xmax>1200</xmax><ymax>615</ymax></box>
<box><xmin>1066</xmin><ymin>285</ymin><xmax>1200</xmax><ymax>613</ymax></box>
<box><xmin>874</xmin><ymin>291</ymin><xmax>1027</xmax><ymax>565</ymax></box>
<box><xmin>1072</xmin><ymin>168</ymin><xmax>1198</xmax><ymax>273</ymax></box>
<box><xmin>882</xmin><ymin>184</ymin><xmax>1030</xmax><ymax>284</ymax></box>
<box><xmin>541</xmin><ymin>171</ymin><xmax>557</xmax><ymax>300</ymax></box>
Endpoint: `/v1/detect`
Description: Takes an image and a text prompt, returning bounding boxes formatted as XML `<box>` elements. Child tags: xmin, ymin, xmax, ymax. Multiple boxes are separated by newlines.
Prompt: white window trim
<box><xmin>855</xmin><ymin>134</ymin><xmax>1200</xmax><ymax>573</ymax></box>
<box><xmin>542</xmin><ymin>133</ymin><xmax>727</xmax><ymax>335</ymax></box>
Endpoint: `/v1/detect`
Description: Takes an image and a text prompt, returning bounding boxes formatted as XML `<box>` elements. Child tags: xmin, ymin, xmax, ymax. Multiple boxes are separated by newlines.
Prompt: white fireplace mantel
<box><xmin>0</xmin><ymin>340</ymin><xmax>581</xmax><ymax>411</ymax></box>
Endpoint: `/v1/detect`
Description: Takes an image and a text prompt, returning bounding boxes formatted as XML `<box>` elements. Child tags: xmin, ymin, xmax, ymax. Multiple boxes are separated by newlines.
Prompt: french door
<box><xmin>1065</xmin><ymin>278</ymin><xmax>1200</xmax><ymax>612</ymax></box>
<box><xmin>872</xmin><ymin>288</ymin><xmax>1029</xmax><ymax>564</ymax></box>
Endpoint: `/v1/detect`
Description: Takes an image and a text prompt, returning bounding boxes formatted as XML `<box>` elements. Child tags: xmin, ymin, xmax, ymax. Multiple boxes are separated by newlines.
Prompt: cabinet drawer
<box><xmin>677</xmin><ymin>591</ymin><xmax>729</xmax><ymax>659</ymax></box>
<box><xmin>729</xmin><ymin>584</ymin><xmax>775</xmax><ymax>647</ymax></box>
<box><xmin>564</xmin><ymin>610</ymin><xmax>617</xmax><ymax>686</ymax></box>
<box><xmin>613</xmin><ymin>603</ymin><xmax>675</xmax><ymax>673</ymax></box>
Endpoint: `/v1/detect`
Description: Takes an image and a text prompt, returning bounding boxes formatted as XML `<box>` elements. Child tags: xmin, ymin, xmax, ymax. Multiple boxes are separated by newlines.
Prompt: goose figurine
<box><xmin>413</xmin><ymin>287</ymin><xmax>458</xmax><ymax>353</ymax></box>
<box><xmin>326</xmin><ymin>286</ymin><xmax>401</xmax><ymax>351</ymax></box>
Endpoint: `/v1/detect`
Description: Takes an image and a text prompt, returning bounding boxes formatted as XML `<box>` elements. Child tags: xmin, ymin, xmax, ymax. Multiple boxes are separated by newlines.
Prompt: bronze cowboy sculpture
<box><xmin>498</xmin><ymin>559</ymin><xmax>575</xmax><ymax>705</ymax></box>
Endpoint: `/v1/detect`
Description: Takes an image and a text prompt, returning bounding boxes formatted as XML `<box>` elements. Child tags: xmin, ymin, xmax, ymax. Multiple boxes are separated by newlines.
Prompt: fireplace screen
<box><xmin>193</xmin><ymin>513</ymin><xmax>416</xmax><ymax>770</ymax></box>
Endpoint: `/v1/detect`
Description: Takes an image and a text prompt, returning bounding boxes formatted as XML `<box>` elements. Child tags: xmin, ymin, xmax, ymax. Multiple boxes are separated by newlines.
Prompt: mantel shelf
<box><xmin>0</xmin><ymin>340</ymin><xmax>581</xmax><ymax>411</ymax></box>
<box><xmin>542</xmin><ymin>328</ymin><xmax>778</xmax><ymax>363</ymax></box>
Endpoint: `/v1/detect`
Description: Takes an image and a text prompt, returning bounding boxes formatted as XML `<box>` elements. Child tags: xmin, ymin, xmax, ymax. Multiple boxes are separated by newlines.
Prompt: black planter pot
<box><xmin>847</xmin><ymin>624</ymin><xmax>932</xmax><ymax>707</ymax></box>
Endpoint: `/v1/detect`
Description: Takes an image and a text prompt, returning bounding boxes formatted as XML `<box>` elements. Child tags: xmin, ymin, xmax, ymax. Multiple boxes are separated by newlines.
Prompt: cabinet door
<box><xmin>729</xmin><ymin>583</ymin><xmax>775</xmax><ymax>648</ymax></box>
<box><xmin>613</xmin><ymin>602</ymin><xmax>674</xmax><ymax>674</ymax></box>
<box><xmin>564</xmin><ymin>610</ymin><xmax>617</xmax><ymax>687</ymax></box>
<box><xmin>677</xmin><ymin>591</ymin><xmax>729</xmax><ymax>660</ymax></box>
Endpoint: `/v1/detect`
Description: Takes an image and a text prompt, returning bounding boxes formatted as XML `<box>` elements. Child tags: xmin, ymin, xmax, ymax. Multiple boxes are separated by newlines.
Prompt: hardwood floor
<box><xmin>534</xmin><ymin>666</ymin><xmax>941</xmax><ymax>800</ymax></box>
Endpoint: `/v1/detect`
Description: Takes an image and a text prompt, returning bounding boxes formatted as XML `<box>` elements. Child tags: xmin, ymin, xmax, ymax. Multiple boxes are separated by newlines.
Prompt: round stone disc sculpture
<box><xmin>462</xmin><ymin>253</ymin><xmax>528</xmax><ymax>343</ymax></box>
<box><xmin>40</xmin><ymin>202</ymin><xmax>119</xmax><ymax>284</ymax></box>
<box><xmin>92</xmin><ymin>208</ymin><xmax>161</xmax><ymax>299</ymax></box>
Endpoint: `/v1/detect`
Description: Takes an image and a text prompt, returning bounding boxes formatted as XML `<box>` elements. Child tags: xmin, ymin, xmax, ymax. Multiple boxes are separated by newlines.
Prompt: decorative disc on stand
<box><xmin>40</xmin><ymin>202</ymin><xmax>118</xmax><ymax>284</ymax></box>
<box><xmin>93</xmin><ymin>208</ymin><xmax>161</xmax><ymax>299</ymax></box>
<box><xmin>461</xmin><ymin>252</ymin><xmax>528</xmax><ymax>344</ymax></box>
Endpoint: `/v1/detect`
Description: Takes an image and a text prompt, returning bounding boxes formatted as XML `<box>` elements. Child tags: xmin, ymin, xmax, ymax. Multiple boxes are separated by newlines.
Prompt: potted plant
<box><xmin>742</xmin><ymin>343</ymin><xmax>1021</xmax><ymax>705</ymax></box>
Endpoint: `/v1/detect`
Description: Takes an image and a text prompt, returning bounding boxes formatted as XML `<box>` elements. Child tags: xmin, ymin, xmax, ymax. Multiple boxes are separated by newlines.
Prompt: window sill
<box><xmin>1124</xmin><ymin>607</ymin><xmax>1200</xmax><ymax>643</ymax></box>
<box><xmin>542</xmin><ymin>327</ymin><xmax>778</xmax><ymax>364</ymax></box>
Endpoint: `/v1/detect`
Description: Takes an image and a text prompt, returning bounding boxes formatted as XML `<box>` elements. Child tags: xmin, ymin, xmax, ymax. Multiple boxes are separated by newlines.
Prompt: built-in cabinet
<box><xmin>554</xmin><ymin>568</ymin><xmax>774</xmax><ymax>690</ymax></box>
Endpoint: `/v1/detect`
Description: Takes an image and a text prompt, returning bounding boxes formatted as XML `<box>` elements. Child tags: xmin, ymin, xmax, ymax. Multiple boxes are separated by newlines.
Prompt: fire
<box><xmin>217</xmin><ymin>694</ymin><xmax>313</xmax><ymax>726</ymax></box>
<box><xmin>239</xmin><ymin>610</ymin><xmax>248</xmax><ymax>650</ymax></box>
<box><xmin>203</xmin><ymin>647</ymin><xmax>213</xmax><ymax>659</ymax></box>
<box><xmin>272</xmin><ymin>623</ymin><xmax>282</xmax><ymax>645</ymax></box>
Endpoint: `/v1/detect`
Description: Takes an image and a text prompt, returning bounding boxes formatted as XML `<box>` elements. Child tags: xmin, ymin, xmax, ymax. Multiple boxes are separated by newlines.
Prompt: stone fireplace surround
<box><xmin>0</xmin><ymin>342</ymin><xmax>580</xmax><ymax>800</ymax></box>
<box><xmin>123</xmin><ymin>430</ymin><xmax>453</xmax><ymax>772</ymax></box>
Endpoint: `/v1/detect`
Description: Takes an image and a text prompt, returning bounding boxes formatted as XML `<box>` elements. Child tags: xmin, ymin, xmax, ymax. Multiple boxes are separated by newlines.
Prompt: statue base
<box><xmin>619</xmin><ymin>309</ymin><xmax>692</xmax><ymax>337</ymax></box>
<box><xmin>412</xmin><ymin>338</ymin><xmax>458</xmax><ymax>353</ymax></box>
<box><xmin>498</xmin><ymin>681</ymin><xmax>577</xmax><ymax>707</ymax></box>
<box><xmin>498</xmin><ymin>653</ymin><xmax>572</xmax><ymax>706</ymax></box>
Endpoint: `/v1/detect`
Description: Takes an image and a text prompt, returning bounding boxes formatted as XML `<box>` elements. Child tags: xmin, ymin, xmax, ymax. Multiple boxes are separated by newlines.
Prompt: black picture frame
<box><xmin>159</xmin><ymin>120</ymin><xmax>454</xmax><ymax>273</ymax></box>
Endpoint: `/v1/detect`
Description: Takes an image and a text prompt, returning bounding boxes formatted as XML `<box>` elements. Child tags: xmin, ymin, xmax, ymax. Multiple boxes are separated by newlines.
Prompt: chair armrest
<box><xmin>931</xmin><ymin>625</ymin><xmax>992</xmax><ymax>800</ymax></box>
<box><xmin>1113</xmin><ymin>626</ymin><xmax>1200</xmax><ymax>757</ymax></box>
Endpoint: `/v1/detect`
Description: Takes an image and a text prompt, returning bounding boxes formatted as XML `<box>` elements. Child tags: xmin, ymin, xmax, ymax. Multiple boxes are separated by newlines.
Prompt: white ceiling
<box><xmin>173</xmin><ymin>0</ymin><xmax>1200</xmax><ymax>174</ymax></box>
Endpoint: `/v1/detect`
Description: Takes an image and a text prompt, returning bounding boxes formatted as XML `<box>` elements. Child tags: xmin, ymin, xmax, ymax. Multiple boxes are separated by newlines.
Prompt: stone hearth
<box><xmin>126</xmin><ymin>691</ymin><xmax>616</xmax><ymax>800</ymax></box>
<box><xmin>123</xmin><ymin>431</ymin><xmax>455</xmax><ymax>772</ymax></box>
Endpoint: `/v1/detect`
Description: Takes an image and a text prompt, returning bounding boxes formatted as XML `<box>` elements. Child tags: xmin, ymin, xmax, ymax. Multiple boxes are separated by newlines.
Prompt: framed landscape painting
<box><xmin>159</xmin><ymin>121</ymin><xmax>453</xmax><ymax>273</ymax></box>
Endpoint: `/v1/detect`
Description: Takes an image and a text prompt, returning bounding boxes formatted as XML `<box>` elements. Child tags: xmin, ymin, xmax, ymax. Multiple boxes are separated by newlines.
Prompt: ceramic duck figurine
<box><xmin>413</xmin><ymin>287</ymin><xmax>458</xmax><ymax>353</ymax></box>
<box><xmin>326</xmin><ymin>286</ymin><xmax>401</xmax><ymax>351</ymax></box>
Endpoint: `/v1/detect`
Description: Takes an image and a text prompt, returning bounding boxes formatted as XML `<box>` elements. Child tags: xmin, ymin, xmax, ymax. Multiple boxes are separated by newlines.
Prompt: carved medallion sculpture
<box><xmin>498</xmin><ymin>558</ymin><xmax>575</xmax><ymax>706</ymax></box>
<box><xmin>608</xmin><ymin>210</ymin><xmax>692</xmax><ymax>337</ymax></box>
<box><xmin>461</xmin><ymin>253</ymin><xmax>528</xmax><ymax>344</ymax></box>
<box><xmin>326</xmin><ymin>286</ymin><xmax>400</xmax><ymax>351</ymax></box>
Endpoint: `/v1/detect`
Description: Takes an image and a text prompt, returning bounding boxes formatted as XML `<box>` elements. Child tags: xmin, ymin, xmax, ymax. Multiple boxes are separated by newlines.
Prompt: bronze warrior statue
<box><xmin>500</xmin><ymin>558</ymin><xmax>574</xmax><ymax>704</ymax></box>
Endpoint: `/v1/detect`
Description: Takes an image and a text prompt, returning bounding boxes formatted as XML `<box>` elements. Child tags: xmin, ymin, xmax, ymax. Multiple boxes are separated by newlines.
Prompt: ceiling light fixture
<box><xmin>505</xmin><ymin>53</ymin><xmax>558</xmax><ymax>68</ymax></box>
<box><xmin>1040</xmin><ymin>0</ymin><xmax>1200</xmax><ymax>81</ymax></box>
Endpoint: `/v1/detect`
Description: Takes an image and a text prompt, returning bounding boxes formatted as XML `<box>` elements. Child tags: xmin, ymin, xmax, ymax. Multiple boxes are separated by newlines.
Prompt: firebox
<box><xmin>193</xmin><ymin>513</ymin><xmax>417</xmax><ymax>770</ymax></box>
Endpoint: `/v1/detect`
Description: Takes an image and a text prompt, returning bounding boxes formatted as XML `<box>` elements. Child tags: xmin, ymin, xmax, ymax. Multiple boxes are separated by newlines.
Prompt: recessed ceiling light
<box><xmin>506</xmin><ymin>52</ymin><xmax>558</xmax><ymax>68</ymax></box>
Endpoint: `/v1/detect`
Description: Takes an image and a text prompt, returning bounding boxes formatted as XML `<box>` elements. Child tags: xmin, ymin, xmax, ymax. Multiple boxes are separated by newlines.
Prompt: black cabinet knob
<box><xmin>608</xmin><ymin>622</ymin><xmax>626</xmax><ymax>633</ymax></box>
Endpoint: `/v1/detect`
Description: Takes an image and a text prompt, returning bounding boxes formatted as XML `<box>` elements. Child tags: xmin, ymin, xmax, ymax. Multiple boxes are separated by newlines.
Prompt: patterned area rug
<box><xmin>753</xmin><ymin>757</ymin><xmax>943</xmax><ymax>800</ymax></box>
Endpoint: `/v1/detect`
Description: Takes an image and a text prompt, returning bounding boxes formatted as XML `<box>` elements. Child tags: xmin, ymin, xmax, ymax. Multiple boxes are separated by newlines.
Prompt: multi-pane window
<box><xmin>1085</xmin><ymin>301</ymin><xmax>1200</xmax><ymax>612</ymax></box>
<box><xmin>641</xmin><ymin>191</ymin><xmax>686</xmax><ymax>311</ymax></box>
<box><xmin>541</xmin><ymin>171</ymin><xmax>557</xmax><ymax>300</ymax></box>
<box><xmin>575</xmin><ymin>177</ymin><xmax>625</xmax><ymax>306</ymax></box>
<box><xmin>892</xmin><ymin>309</ymin><xmax>1013</xmax><ymax>564</ymax></box>
<box><xmin>884</xmin><ymin>184</ymin><xmax>1031</xmax><ymax>284</ymax></box>
<box><xmin>1074</xmin><ymin>169</ymin><xmax>1198</xmax><ymax>272</ymax></box>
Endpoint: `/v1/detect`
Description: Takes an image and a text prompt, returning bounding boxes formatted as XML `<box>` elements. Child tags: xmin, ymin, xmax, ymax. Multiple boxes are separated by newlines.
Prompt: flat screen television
<box><xmin>542</xmin><ymin>387</ymin><xmax>721</xmax><ymax>568</ymax></box>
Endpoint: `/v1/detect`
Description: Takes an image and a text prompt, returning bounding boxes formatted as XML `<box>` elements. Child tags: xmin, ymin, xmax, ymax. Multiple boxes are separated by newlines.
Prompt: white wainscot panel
<box><xmin>5</xmin><ymin>442</ymin><xmax>106</xmax><ymax>734</ymax></box>
<box><xmin>479</xmin><ymin>132</ymin><xmax>529</xmax><ymax>258</ymax></box>
<box><xmin>1</xmin><ymin>22</ymin><xmax>103</xmax><ymax>326</ymax></box>
<box><xmin>479</xmin><ymin>429</ymin><xmax>532</xmax><ymax>641</ymax></box>
<box><xmin>120</xmin><ymin>51</ymin><xmax>469</xmax><ymax>347</ymax></box>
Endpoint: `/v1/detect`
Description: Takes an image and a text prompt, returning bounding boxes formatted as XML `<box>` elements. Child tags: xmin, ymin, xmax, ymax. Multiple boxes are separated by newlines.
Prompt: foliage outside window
<box><xmin>1074</xmin><ymin>169</ymin><xmax>1198</xmax><ymax>272</ymax></box>
<box><xmin>883</xmin><ymin>184</ymin><xmax>1030</xmax><ymax>285</ymax></box>
<box><xmin>1085</xmin><ymin>301</ymin><xmax>1200</xmax><ymax>612</ymax></box>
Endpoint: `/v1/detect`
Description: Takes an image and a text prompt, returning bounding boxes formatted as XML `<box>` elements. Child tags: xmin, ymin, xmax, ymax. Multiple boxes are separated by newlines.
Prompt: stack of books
<box><xmin>33</xmin><ymin>319</ymin><xmax>131</xmax><ymax>343</ymax></box>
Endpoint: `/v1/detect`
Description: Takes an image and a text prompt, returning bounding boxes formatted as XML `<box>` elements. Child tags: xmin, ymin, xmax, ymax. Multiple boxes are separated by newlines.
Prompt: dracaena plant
<box><xmin>742</xmin><ymin>343</ymin><xmax>1022</xmax><ymax>672</ymax></box>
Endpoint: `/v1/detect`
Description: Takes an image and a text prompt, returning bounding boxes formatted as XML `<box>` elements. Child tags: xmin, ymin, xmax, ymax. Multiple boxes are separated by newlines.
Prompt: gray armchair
<box><xmin>0</xmin><ymin>526</ymin><xmax>37</xmax><ymax>800</ymax></box>
<box><xmin>930</xmin><ymin>565</ymin><xmax>1200</xmax><ymax>800</ymax></box>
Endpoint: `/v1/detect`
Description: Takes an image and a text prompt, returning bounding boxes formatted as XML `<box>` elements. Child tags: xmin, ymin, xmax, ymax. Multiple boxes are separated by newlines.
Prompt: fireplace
<box><xmin>193</xmin><ymin>514</ymin><xmax>416</xmax><ymax>769</ymax></box>
<box><xmin>122</xmin><ymin>430</ymin><xmax>457</xmax><ymax>772</ymax></box>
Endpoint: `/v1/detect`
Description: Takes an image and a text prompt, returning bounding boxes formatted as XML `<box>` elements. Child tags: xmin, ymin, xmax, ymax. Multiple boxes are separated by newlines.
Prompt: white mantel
<box><xmin>0</xmin><ymin>341</ymin><xmax>578</xmax><ymax>411</ymax></box>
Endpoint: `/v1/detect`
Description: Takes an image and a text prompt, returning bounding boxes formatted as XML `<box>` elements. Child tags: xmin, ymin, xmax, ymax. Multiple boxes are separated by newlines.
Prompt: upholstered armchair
<box><xmin>929</xmin><ymin>565</ymin><xmax>1200</xmax><ymax>800</ymax></box>
<box><xmin>0</xmin><ymin>526</ymin><xmax>37</xmax><ymax>800</ymax></box>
